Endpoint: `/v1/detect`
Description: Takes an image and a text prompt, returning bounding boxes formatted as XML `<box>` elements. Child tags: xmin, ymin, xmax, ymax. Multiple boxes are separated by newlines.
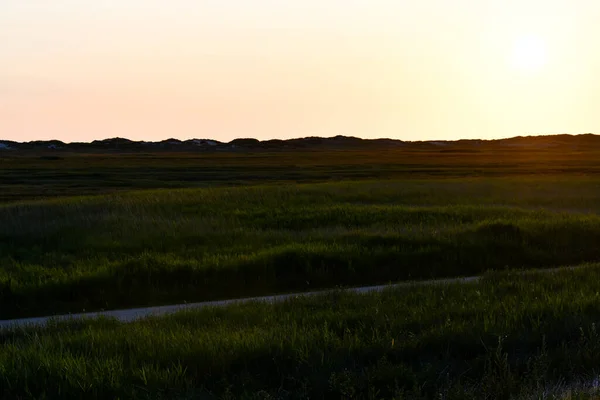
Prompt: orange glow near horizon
<box><xmin>2</xmin><ymin>1</ymin><xmax>600</xmax><ymax>143</ymax></box>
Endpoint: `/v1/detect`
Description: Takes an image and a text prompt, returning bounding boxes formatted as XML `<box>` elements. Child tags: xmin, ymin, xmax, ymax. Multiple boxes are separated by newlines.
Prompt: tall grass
<box><xmin>3</xmin><ymin>178</ymin><xmax>600</xmax><ymax>318</ymax></box>
<box><xmin>3</xmin><ymin>267</ymin><xmax>600</xmax><ymax>399</ymax></box>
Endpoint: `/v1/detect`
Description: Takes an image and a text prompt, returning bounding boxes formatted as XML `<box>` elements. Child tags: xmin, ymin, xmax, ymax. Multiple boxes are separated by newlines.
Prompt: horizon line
<box><xmin>1</xmin><ymin>132</ymin><xmax>597</xmax><ymax>146</ymax></box>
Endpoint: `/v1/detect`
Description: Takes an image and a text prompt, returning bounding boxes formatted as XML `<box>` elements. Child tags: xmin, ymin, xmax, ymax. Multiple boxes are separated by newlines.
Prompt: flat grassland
<box><xmin>2</xmin><ymin>145</ymin><xmax>600</xmax><ymax>202</ymax></box>
<box><xmin>3</xmin><ymin>267</ymin><xmax>600</xmax><ymax>399</ymax></box>
<box><xmin>2</xmin><ymin>149</ymin><xmax>600</xmax><ymax>319</ymax></box>
<box><xmin>3</xmin><ymin>146</ymin><xmax>600</xmax><ymax>398</ymax></box>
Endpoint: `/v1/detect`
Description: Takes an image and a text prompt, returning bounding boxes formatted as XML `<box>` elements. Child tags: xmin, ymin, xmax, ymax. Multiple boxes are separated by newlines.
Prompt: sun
<box><xmin>509</xmin><ymin>35</ymin><xmax>548</xmax><ymax>72</ymax></box>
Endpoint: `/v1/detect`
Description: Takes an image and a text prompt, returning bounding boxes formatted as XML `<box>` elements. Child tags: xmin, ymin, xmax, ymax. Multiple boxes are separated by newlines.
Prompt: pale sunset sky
<box><xmin>2</xmin><ymin>0</ymin><xmax>600</xmax><ymax>143</ymax></box>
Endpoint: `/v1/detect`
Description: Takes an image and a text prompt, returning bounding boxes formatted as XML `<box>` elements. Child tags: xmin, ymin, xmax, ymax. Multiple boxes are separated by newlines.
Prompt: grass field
<box><xmin>4</xmin><ymin>148</ymin><xmax>600</xmax><ymax>398</ymax></box>
<box><xmin>3</xmin><ymin>174</ymin><xmax>600</xmax><ymax>319</ymax></box>
<box><xmin>3</xmin><ymin>147</ymin><xmax>600</xmax><ymax>202</ymax></box>
<box><xmin>3</xmin><ymin>267</ymin><xmax>600</xmax><ymax>399</ymax></box>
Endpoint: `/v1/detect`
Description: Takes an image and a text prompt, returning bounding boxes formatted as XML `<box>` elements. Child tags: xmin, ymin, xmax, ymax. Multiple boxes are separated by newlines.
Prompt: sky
<box><xmin>2</xmin><ymin>0</ymin><xmax>600</xmax><ymax>143</ymax></box>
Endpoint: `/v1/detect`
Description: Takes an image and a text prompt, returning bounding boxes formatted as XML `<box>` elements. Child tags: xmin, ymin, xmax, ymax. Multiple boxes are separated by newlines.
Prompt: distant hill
<box><xmin>1</xmin><ymin>133</ymin><xmax>599</xmax><ymax>153</ymax></box>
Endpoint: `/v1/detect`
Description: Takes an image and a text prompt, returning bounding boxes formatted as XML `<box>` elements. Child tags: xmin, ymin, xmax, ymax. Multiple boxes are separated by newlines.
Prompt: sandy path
<box><xmin>1</xmin><ymin>266</ymin><xmax>578</xmax><ymax>330</ymax></box>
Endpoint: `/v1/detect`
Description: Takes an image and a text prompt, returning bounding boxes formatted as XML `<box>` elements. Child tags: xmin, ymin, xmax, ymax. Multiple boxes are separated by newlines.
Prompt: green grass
<box><xmin>3</xmin><ymin>177</ymin><xmax>600</xmax><ymax>319</ymax></box>
<box><xmin>4</xmin><ymin>266</ymin><xmax>600</xmax><ymax>399</ymax></box>
<box><xmin>3</xmin><ymin>147</ymin><xmax>600</xmax><ymax>202</ymax></box>
<box><xmin>5</xmin><ymin>149</ymin><xmax>600</xmax><ymax>398</ymax></box>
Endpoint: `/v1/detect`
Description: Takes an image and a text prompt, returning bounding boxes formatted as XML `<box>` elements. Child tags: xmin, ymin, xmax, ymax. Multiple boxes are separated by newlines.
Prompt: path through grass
<box><xmin>3</xmin><ymin>177</ymin><xmax>600</xmax><ymax>319</ymax></box>
<box><xmin>3</xmin><ymin>266</ymin><xmax>600</xmax><ymax>399</ymax></box>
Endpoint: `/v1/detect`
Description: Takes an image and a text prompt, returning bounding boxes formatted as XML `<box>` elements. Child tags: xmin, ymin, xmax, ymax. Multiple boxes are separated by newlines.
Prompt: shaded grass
<box><xmin>3</xmin><ymin>267</ymin><xmax>600</xmax><ymax>398</ymax></box>
<box><xmin>3</xmin><ymin>178</ymin><xmax>600</xmax><ymax>318</ymax></box>
<box><xmin>4</xmin><ymin>147</ymin><xmax>600</xmax><ymax>203</ymax></box>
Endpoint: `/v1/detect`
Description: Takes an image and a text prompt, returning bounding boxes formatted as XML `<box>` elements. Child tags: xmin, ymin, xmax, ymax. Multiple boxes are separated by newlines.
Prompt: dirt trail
<box><xmin>0</xmin><ymin>266</ymin><xmax>578</xmax><ymax>330</ymax></box>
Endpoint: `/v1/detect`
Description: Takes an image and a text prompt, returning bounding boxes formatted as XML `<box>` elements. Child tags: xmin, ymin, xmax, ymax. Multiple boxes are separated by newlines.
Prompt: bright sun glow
<box><xmin>510</xmin><ymin>35</ymin><xmax>548</xmax><ymax>72</ymax></box>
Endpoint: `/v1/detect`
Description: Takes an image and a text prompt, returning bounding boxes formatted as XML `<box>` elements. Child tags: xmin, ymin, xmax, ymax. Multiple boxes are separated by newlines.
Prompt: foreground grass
<box><xmin>3</xmin><ymin>266</ymin><xmax>600</xmax><ymax>399</ymax></box>
<box><xmin>3</xmin><ymin>177</ymin><xmax>600</xmax><ymax>319</ymax></box>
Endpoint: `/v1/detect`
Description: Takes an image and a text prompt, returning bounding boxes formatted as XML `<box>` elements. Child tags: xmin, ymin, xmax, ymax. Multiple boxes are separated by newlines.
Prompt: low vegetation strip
<box><xmin>2</xmin><ymin>266</ymin><xmax>600</xmax><ymax>399</ymax></box>
<box><xmin>3</xmin><ymin>143</ymin><xmax>600</xmax><ymax>203</ymax></box>
<box><xmin>3</xmin><ymin>177</ymin><xmax>600</xmax><ymax>319</ymax></box>
<box><xmin>0</xmin><ymin>276</ymin><xmax>482</xmax><ymax>330</ymax></box>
